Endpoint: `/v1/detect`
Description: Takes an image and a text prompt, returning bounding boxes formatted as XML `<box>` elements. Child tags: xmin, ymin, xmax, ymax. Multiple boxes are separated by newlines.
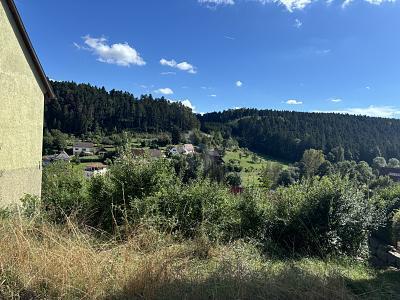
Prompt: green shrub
<box><xmin>265</xmin><ymin>176</ymin><xmax>384</xmax><ymax>256</ymax></box>
<box><xmin>88</xmin><ymin>155</ymin><xmax>177</xmax><ymax>232</ymax></box>
<box><xmin>370</xmin><ymin>184</ymin><xmax>400</xmax><ymax>243</ymax></box>
<box><xmin>392</xmin><ymin>210</ymin><xmax>400</xmax><ymax>248</ymax></box>
<box><xmin>135</xmin><ymin>180</ymin><xmax>241</xmax><ymax>241</ymax></box>
<box><xmin>41</xmin><ymin>162</ymin><xmax>89</xmax><ymax>222</ymax></box>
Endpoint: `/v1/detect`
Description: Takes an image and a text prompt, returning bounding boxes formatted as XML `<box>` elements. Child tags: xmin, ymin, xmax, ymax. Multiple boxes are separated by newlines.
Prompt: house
<box><xmin>148</xmin><ymin>149</ymin><xmax>164</xmax><ymax>159</ymax></box>
<box><xmin>73</xmin><ymin>142</ymin><xmax>95</xmax><ymax>156</ymax></box>
<box><xmin>0</xmin><ymin>0</ymin><xmax>55</xmax><ymax>205</ymax></box>
<box><xmin>84</xmin><ymin>163</ymin><xmax>108</xmax><ymax>178</ymax></box>
<box><xmin>132</xmin><ymin>148</ymin><xmax>146</xmax><ymax>157</ymax></box>
<box><xmin>42</xmin><ymin>150</ymin><xmax>70</xmax><ymax>166</ymax></box>
<box><xmin>180</xmin><ymin>144</ymin><xmax>195</xmax><ymax>155</ymax></box>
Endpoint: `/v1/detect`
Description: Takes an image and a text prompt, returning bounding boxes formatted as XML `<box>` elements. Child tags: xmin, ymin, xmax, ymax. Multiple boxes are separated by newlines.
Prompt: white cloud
<box><xmin>341</xmin><ymin>0</ymin><xmax>396</xmax><ymax>8</ymax></box>
<box><xmin>155</xmin><ymin>88</ymin><xmax>174</xmax><ymax>95</ymax></box>
<box><xmin>236</xmin><ymin>80</ymin><xmax>243</xmax><ymax>87</ymax></box>
<box><xmin>270</xmin><ymin>0</ymin><xmax>313</xmax><ymax>12</ymax></box>
<box><xmin>315</xmin><ymin>105</ymin><xmax>400</xmax><ymax>118</ymax></box>
<box><xmin>331</xmin><ymin>98</ymin><xmax>342</xmax><ymax>103</ymax></box>
<box><xmin>286</xmin><ymin>99</ymin><xmax>303</xmax><ymax>105</ymax></box>
<box><xmin>209</xmin><ymin>94</ymin><xmax>217</xmax><ymax>97</ymax></box>
<box><xmin>201</xmin><ymin>0</ymin><xmax>396</xmax><ymax>12</ymax></box>
<box><xmin>168</xmin><ymin>99</ymin><xmax>196</xmax><ymax>112</ymax></box>
<box><xmin>366</xmin><ymin>86</ymin><xmax>371</xmax><ymax>90</ymax></box>
<box><xmin>78</xmin><ymin>35</ymin><xmax>146</xmax><ymax>67</ymax></box>
<box><xmin>198</xmin><ymin>0</ymin><xmax>235</xmax><ymax>6</ymax></box>
<box><xmin>315</xmin><ymin>49</ymin><xmax>331</xmax><ymax>55</ymax></box>
<box><xmin>224</xmin><ymin>35</ymin><xmax>236</xmax><ymax>40</ymax></box>
<box><xmin>181</xmin><ymin>99</ymin><xmax>196</xmax><ymax>111</ymax></box>
<box><xmin>161</xmin><ymin>71</ymin><xmax>176</xmax><ymax>75</ymax></box>
<box><xmin>294</xmin><ymin>18</ymin><xmax>303</xmax><ymax>28</ymax></box>
<box><xmin>160</xmin><ymin>58</ymin><xmax>197</xmax><ymax>74</ymax></box>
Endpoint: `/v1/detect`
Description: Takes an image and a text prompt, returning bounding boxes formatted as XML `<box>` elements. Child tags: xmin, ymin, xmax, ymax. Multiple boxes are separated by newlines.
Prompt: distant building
<box><xmin>42</xmin><ymin>150</ymin><xmax>70</xmax><ymax>166</ymax></box>
<box><xmin>84</xmin><ymin>163</ymin><xmax>108</xmax><ymax>178</ymax></box>
<box><xmin>132</xmin><ymin>148</ymin><xmax>146</xmax><ymax>157</ymax></box>
<box><xmin>180</xmin><ymin>144</ymin><xmax>195</xmax><ymax>155</ymax></box>
<box><xmin>380</xmin><ymin>167</ymin><xmax>400</xmax><ymax>182</ymax></box>
<box><xmin>148</xmin><ymin>149</ymin><xmax>164</xmax><ymax>159</ymax></box>
<box><xmin>0</xmin><ymin>0</ymin><xmax>55</xmax><ymax>205</ymax></box>
<box><xmin>73</xmin><ymin>142</ymin><xmax>95</xmax><ymax>156</ymax></box>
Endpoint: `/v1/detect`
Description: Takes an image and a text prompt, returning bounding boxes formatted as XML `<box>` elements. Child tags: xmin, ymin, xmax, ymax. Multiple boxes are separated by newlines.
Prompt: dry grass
<box><xmin>0</xmin><ymin>217</ymin><xmax>397</xmax><ymax>300</ymax></box>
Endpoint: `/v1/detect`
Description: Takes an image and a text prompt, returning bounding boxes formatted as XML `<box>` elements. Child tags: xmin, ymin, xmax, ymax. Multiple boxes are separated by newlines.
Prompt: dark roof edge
<box><xmin>5</xmin><ymin>0</ymin><xmax>56</xmax><ymax>99</ymax></box>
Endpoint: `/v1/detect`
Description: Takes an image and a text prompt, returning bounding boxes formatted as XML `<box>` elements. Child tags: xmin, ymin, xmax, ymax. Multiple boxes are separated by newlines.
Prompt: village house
<box><xmin>73</xmin><ymin>142</ymin><xmax>95</xmax><ymax>156</ymax></box>
<box><xmin>0</xmin><ymin>0</ymin><xmax>55</xmax><ymax>205</ymax></box>
<box><xmin>84</xmin><ymin>163</ymin><xmax>108</xmax><ymax>178</ymax></box>
<box><xmin>148</xmin><ymin>149</ymin><xmax>164</xmax><ymax>159</ymax></box>
<box><xmin>132</xmin><ymin>148</ymin><xmax>146</xmax><ymax>157</ymax></box>
<box><xmin>180</xmin><ymin>144</ymin><xmax>195</xmax><ymax>155</ymax></box>
<box><xmin>42</xmin><ymin>150</ymin><xmax>70</xmax><ymax>166</ymax></box>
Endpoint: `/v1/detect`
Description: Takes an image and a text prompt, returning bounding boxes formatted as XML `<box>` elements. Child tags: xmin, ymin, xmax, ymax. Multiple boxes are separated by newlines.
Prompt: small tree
<box><xmin>301</xmin><ymin>149</ymin><xmax>326</xmax><ymax>178</ymax></box>
<box><xmin>171</xmin><ymin>126</ymin><xmax>182</xmax><ymax>144</ymax></box>
<box><xmin>372</xmin><ymin>156</ymin><xmax>387</xmax><ymax>170</ymax></box>
<box><xmin>388</xmin><ymin>158</ymin><xmax>400</xmax><ymax>168</ymax></box>
<box><xmin>226</xmin><ymin>172</ymin><xmax>242</xmax><ymax>187</ymax></box>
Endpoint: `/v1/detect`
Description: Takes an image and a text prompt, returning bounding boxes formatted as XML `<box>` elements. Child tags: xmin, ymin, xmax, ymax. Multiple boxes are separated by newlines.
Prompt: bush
<box><xmin>392</xmin><ymin>210</ymin><xmax>400</xmax><ymax>248</ymax></box>
<box><xmin>88</xmin><ymin>155</ymin><xmax>177</xmax><ymax>232</ymax></box>
<box><xmin>41</xmin><ymin>162</ymin><xmax>89</xmax><ymax>222</ymax></box>
<box><xmin>265</xmin><ymin>176</ymin><xmax>384</xmax><ymax>256</ymax></box>
<box><xmin>135</xmin><ymin>180</ymin><xmax>240</xmax><ymax>241</ymax></box>
<box><xmin>371</xmin><ymin>184</ymin><xmax>400</xmax><ymax>243</ymax></box>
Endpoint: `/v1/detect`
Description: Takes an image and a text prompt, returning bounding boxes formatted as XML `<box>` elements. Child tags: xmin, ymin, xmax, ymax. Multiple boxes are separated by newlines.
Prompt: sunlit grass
<box><xmin>0</xmin><ymin>218</ymin><xmax>398</xmax><ymax>299</ymax></box>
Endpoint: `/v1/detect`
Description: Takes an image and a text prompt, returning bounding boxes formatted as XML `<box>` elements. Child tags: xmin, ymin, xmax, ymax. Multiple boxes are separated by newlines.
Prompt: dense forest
<box><xmin>200</xmin><ymin>109</ymin><xmax>400</xmax><ymax>163</ymax></box>
<box><xmin>45</xmin><ymin>81</ymin><xmax>199</xmax><ymax>134</ymax></box>
<box><xmin>46</xmin><ymin>81</ymin><xmax>400</xmax><ymax>163</ymax></box>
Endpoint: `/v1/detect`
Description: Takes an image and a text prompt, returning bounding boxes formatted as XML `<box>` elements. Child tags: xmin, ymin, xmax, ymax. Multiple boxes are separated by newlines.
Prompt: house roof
<box><xmin>149</xmin><ymin>149</ymin><xmax>163</xmax><ymax>158</ymax></box>
<box><xmin>5</xmin><ymin>0</ymin><xmax>55</xmax><ymax>99</ymax></box>
<box><xmin>183</xmin><ymin>144</ymin><xmax>194</xmax><ymax>151</ymax></box>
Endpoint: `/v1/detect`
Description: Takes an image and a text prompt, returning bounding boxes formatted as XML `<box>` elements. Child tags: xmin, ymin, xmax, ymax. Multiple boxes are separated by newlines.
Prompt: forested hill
<box><xmin>46</xmin><ymin>81</ymin><xmax>400</xmax><ymax>163</ymax></box>
<box><xmin>199</xmin><ymin>109</ymin><xmax>400</xmax><ymax>163</ymax></box>
<box><xmin>45</xmin><ymin>81</ymin><xmax>199</xmax><ymax>134</ymax></box>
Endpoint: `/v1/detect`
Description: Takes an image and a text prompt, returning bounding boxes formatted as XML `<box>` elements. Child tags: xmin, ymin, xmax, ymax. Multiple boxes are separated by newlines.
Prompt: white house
<box><xmin>73</xmin><ymin>142</ymin><xmax>95</xmax><ymax>156</ymax></box>
<box><xmin>180</xmin><ymin>144</ymin><xmax>195</xmax><ymax>155</ymax></box>
<box><xmin>84</xmin><ymin>163</ymin><xmax>108</xmax><ymax>178</ymax></box>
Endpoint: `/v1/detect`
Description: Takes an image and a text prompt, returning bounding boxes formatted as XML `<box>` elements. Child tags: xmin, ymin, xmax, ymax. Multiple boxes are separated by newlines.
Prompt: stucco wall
<box><xmin>0</xmin><ymin>0</ymin><xmax>45</xmax><ymax>205</ymax></box>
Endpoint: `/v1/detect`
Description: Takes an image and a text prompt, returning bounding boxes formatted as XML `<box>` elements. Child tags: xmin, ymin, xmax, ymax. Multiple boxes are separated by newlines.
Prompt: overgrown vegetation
<box><xmin>37</xmin><ymin>154</ymin><xmax>399</xmax><ymax>258</ymax></box>
<box><xmin>2</xmin><ymin>149</ymin><xmax>400</xmax><ymax>298</ymax></box>
<box><xmin>2</xmin><ymin>217</ymin><xmax>400</xmax><ymax>300</ymax></box>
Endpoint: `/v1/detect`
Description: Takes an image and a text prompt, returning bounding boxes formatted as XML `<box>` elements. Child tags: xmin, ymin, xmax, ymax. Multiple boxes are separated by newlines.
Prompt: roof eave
<box><xmin>5</xmin><ymin>0</ymin><xmax>56</xmax><ymax>99</ymax></box>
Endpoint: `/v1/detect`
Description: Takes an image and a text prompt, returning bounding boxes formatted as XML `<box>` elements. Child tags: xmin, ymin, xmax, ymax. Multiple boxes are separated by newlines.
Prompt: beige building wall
<box><xmin>0</xmin><ymin>0</ymin><xmax>46</xmax><ymax>205</ymax></box>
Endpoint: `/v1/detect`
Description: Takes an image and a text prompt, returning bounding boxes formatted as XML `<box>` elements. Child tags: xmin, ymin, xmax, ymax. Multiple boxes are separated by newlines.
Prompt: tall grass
<box><xmin>1</xmin><ymin>217</ymin><xmax>397</xmax><ymax>300</ymax></box>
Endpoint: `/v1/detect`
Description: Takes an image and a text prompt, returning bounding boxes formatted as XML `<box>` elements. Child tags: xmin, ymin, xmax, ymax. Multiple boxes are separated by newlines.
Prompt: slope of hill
<box><xmin>45</xmin><ymin>81</ymin><xmax>400</xmax><ymax>164</ymax></box>
<box><xmin>45</xmin><ymin>81</ymin><xmax>200</xmax><ymax>135</ymax></box>
<box><xmin>200</xmin><ymin>109</ymin><xmax>400</xmax><ymax>163</ymax></box>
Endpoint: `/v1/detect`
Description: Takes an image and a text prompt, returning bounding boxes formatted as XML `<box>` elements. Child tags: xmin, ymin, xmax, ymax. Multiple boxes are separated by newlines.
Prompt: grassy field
<box><xmin>0</xmin><ymin>218</ymin><xmax>399</xmax><ymax>299</ymax></box>
<box><xmin>224</xmin><ymin>148</ymin><xmax>288</xmax><ymax>186</ymax></box>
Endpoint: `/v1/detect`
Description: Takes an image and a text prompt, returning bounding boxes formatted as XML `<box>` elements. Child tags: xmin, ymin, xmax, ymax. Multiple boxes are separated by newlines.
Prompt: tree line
<box><xmin>199</xmin><ymin>108</ymin><xmax>400</xmax><ymax>163</ymax></box>
<box><xmin>45</xmin><ymin>81</ymin><xmax>199</xmax><ymax>135</ymax></box>
<box><xmin>46</xmin><ymin>81</ymin><xmax>400</xmax><ymax>164</ymax></box>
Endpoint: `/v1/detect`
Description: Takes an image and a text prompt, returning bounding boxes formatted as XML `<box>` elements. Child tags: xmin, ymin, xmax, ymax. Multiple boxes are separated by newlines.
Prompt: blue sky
<box><xmin>16</xmin><ymin>0</ymin><xmax>400</xmax><ymax>117</ymax></box>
